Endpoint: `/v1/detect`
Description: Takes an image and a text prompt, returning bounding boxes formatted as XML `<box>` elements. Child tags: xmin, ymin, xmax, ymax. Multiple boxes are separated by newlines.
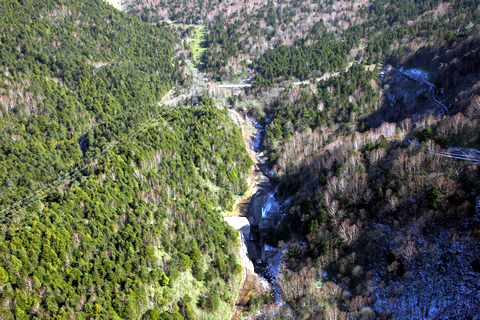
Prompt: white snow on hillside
<box><xmin>373</xmin><ymin>228</ymin><xmax>480</xmax><ymax>319</ymax></box>
<box><xmin>404</xmin><ymin>68</ymin><xmax>431</xmax><ymax>82</ymax></box>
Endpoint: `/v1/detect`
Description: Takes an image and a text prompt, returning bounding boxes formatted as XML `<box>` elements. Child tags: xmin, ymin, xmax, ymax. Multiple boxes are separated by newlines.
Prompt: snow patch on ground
<box><xmin>373</xmin><ymin>228</ymin><xmax>480</xmax><ymax>319</ymax></box>
<box><xmin>404</xmin><ymin>68</ymin><xmax>431</xmax><ymax>82</ymax></box>
<box><xmin>281</xmin><ymin>197</ymin><xmax>291</xmax><ymax>207</ymax></box>
<box><xmin>247</xmin><ymin>116</ymin><xmax>265</xmax><ymax>153</ymax></box>
<box><xmin>264</xmin><ymin>244</ymin><xmax>278</xmax><ymax>252</ymax></box>
<box><xmin>252</xmin><ymin>175</ymin><xmax>269</xmax><ymax>195</ymax></box>
<box><xmin>252</xmin><ymin>130</ymin><xmax>263</xmax><ymax>152</ymax></box>
<box><xmin>447</xmin><ymin>146</ymin><xmax>480</xmax><ymax>157</ymax></box>
<box><xmin>247</xmin><ymin>117</ymin><xmax>261</xmax><ymax>129</ymax></box>
<box><xmin>476</xmin><ymin>196</ymin><xmax>480</xmax><ymax>217</ymax></box>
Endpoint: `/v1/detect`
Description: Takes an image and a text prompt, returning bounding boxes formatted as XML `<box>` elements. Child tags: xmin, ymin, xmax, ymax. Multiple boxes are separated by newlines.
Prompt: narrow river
<box><xmin>226</xmin><ymin>111</ymin><xmax>289</xmax><ymax>313</ymax></box>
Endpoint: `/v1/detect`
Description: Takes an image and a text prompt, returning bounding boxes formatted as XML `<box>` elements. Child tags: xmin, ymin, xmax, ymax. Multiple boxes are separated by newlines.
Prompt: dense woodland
<box><xmin>0</xmin><ymin>0</ymin><xmax>253</xmax><ymax>319</ymax></box>
<box><xmin>130</xmin><ymin>0</ymin><xmax>480</xmax><ymax>83</ymax></box>
<box><xmin>254</xmin><ymin>0</ymin><xmax>480</xmax><ymax>87</ymax></box>
<box><xmin>264</xmin><ymin>113</ymin><xmax>480</xmax><ymax>318</ymax></box>
<box><xmin>250</xmin><ymin>0</ymin><xmax>480</xmax><ymax>318</ymax></box>
<box><xmin>142</xmin><ymin>0</ymin><xmax>480</xmax><ymax>317</ymax></box>
<box><xmin>262</xmin><ymin>63</ymin><xmax>378</xmax><ymax>156</ymax></box>
<box><xmin>129</xmin><ymin>0</ymin><xmax>373</xmax><ymax>78</ymax></box>
<box><xmin>0</xmin><ymin>0</ymin><xmax>174</xmax><ymax>204</ymax></box>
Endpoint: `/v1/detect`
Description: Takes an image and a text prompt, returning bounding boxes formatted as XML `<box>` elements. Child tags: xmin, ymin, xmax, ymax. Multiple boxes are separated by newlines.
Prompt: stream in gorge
<box><xmin>226</xmin><ymin>113</ymin><xmax>291</xmax><ymax>309</ymax></box>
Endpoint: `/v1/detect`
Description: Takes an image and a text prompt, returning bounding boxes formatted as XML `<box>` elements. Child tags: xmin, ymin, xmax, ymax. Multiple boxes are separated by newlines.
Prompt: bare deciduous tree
<box><xmin>367</xmin><ymin>148</ymin><xmax>386</xmax><ymax>166</ymax></box>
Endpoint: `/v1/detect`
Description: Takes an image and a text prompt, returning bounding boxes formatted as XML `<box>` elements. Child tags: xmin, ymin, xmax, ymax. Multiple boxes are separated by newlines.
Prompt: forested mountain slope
<box><xmin>0</xmin><ymin>0</ymin><xmax>252</xmax><ymax>318</ymax></box>
<box><xmin>0</xmin><ymin>0</ymin><xmax>174</xmax><ymax>204</ymax></box>
<box><xmin>2</xmin><ymin>0</ymin><xmax>480</xmax><ymax>318</ymax></box>
<box><xmin>129</xmin><ymin>0</ymin><xmax>480</xmax><ymax>83</ymax></box>
<box><xmin>125</xmin><ymin>0</ymin><xmax>480</xmax><ymax>318</ymax></box>
<box><xmin>247</xmin><ymin>1</ymin><xmax>480</xmax><ymax>318</ymax></box>
<box><xmin>128</xmin><ymin>0</ymin><xmax>370</xmax><ymax>80</ymax></box>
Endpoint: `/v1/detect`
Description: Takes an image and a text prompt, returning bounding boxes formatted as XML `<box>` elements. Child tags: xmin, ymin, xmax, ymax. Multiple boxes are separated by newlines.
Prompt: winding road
<box><xmin>408</xmin><ymin>138</ymin><xmax>480</xmax><ymax>162</ymax></box>
<box><xmin>390</xmin><ymin>68</ymin><xmax>449</xmax><ymax>115</ymax></box>
<box><xmin>217</xmin><ymin>84</ymin><xmax>252</xmax><ymax>88</ymax></box>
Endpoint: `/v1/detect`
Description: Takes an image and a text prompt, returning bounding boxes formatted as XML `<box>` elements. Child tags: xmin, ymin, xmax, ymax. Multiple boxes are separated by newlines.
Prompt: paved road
<box><xmin>408</xmin><ymin>138</ymin><xmax>480</xmax><ymax>162</ymax></box>
<box><xmin>391</xmin><ymin>68</ymin><xmax>449</xmax><ymax>115</ymax></box>
<box><xmin>217</xmin><ymin>84</ymin><xmax>252</xmax><ymax>88</ymax></box>
<box><xmin>293</xmin><ymin>72</ymin><xmax>342</xmax><ymax>85</ymax></box>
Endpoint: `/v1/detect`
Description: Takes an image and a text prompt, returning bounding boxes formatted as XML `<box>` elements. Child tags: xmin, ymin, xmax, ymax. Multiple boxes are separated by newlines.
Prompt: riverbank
<box><xmin>225</xmin><ymin>110</ymin><xmax>261</xmax><ymax>218</ymax></box>
<box><xmin>225</xmin><ymin>109</ymin><xmax>271</xmax><ymax>319</ymax></box>
<box><xmin>225</xmin><ymin>108</ymin><xmax>291</xmax><ymax>318</ymax></box>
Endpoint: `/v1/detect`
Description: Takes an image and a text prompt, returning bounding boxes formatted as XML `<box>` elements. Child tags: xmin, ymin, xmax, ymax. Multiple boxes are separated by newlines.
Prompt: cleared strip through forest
<box><xmin>1</xmin><ymin>84</ymin><xmax>193</xmax><ymax>221</ymax></box>
<box><xmin>0</xmin><ymin>107</ymin><xmax>173</xmax><ymax>223</ymax></box>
